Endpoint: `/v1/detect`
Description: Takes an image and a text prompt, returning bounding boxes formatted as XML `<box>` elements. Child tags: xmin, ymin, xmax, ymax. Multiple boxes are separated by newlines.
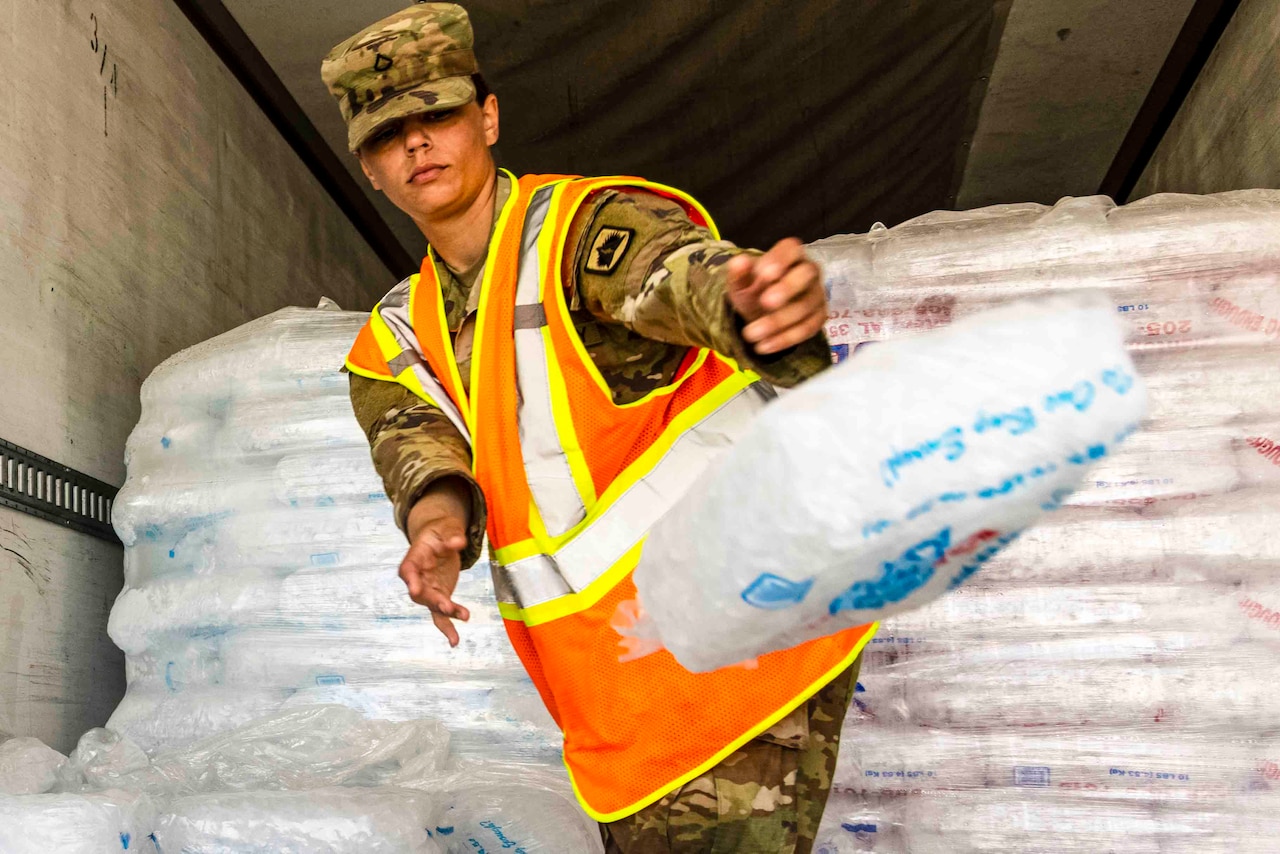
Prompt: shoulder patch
<box><xmin>584</xmin><ymin>226</ymin><xmax>634</xmax><ymax>276</ymax></box>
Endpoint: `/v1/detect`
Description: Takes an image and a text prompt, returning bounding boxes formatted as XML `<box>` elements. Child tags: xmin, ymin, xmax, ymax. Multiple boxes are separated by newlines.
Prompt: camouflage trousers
<box><xmin>600</xmin><ymin>655</ymin><xmax>861</xmax><ymax>854</ymax></box>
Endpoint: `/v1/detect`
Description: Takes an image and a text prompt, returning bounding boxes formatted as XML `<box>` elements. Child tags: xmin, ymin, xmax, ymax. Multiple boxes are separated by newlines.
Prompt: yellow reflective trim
<box><xmin>563</xmin><ymin>369</ymin><xmax>752</xmax><ymax>531</ymax></box>
<box><xmin>503</xmin><ymin>539</ymin><xmax>646</xmax><ymax>627</ymax></box>
<box><xmin>563</xmin><ymin>372</ymin><xmax>749</xmax><ymax>555</ymax></box>
<box><xmin>343</xmin><ymin>359</ymin><xmax>394</xmax><ymax>383</ymax></box>
<box><xmin>525</xmin><ymin>498</ymin><xmax>552</xmax><ymax>546</ymax></box>
<box><xmin>631</xmin><ymin>177</ymin><xmax>720</xmax><ymax>239</ymax></box>
<box><xmin>525</xmin><ymin>182</ymin><xmax>599</xmax><ymax>509</ymax></box>
<box><xmin>544</xmin><ymin>178</ymin><xmax>725</xmax><ymax>411</ymax></box>
<box><xmin>493</xmin><ymin>536</ymin><xmax>546</xmax><ymax>569</ymax></box>
<box><xmin>564</xmin><ymin>176</ymin><xmax>721</xmax><ymax>241</ymax></box>
<box><xmin>416</xmin><ymin>250</ymin><xmax>472</xmax><ymax>429</ymax></box>
<box><xmin>397</xmin><ymin>371</ymin><xmax>441</xmax><ymax>409</ymax></box>
<box><xmin>493</xmin><ymin>368</ymin><xmax>752</xmax><ymax>571</ymax></box>
<box><xmin>491</xmin><ymin>371</ymin><xmax>755</xmax><ymax>613</ymax></box>
<box><xmin>564</xmin><ymin>622</ymin><xmax>878</xmax><ymax>823</ymax></box>
<box><xmin>346</xmin><ymin>357</ymin><xmax>440</xmax><ymax>409</ymax></box>
<box><xmin>353</xmin><ymin>297</ymin><xmax>443</xmax><ymax>408</ymax></box>
<box><xmin>468</xmin><ymin>168</ymin><xmax>527</xmax><ymax>436</ymax></box>
<box><xmin>541</xmin><ymin>326</ymin><xmax>598</xmax><ymax>507</ymax></box>
<box><xmin>368</xmin><ymin>301</ymin><xmax>408</xmax><ymax>365</ymax></box>
<box><xmin>535</xmin><ymin>176</ymin><xmax>571</xmax><ymax>303</ymax></box>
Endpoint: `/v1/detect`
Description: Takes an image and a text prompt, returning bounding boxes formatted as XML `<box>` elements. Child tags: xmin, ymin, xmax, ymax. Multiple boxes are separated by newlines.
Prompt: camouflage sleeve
<box><xmin>348</xmin><ymin>372</ymin><xmax>487</xmax><ymax>568</ymax></box>
<box><xmin>565</xmin><ymin>189</ymin><xmax>832</xmax><ymax>388</ymax></box>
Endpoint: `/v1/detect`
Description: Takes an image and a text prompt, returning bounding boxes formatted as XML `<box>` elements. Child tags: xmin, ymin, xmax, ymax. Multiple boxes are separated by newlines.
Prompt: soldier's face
<box><xmin>357</xmin><ymin>94</ymin><xmax>500</xmax><ymax>225</ymax></box>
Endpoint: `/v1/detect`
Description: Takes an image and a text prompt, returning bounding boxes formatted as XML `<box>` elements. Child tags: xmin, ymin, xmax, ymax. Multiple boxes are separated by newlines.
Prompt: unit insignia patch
<box><xmin>585</xmin><ymin>227</ymin><xmax>634</xmax><ymax>276</ymax></box>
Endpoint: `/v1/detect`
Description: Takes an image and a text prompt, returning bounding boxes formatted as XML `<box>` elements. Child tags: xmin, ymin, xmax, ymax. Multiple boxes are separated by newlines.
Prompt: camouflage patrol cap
<box><xmin>322</xmin><ymin>3</ymin><xmax>480</xmax><ymax>152</ymax></box>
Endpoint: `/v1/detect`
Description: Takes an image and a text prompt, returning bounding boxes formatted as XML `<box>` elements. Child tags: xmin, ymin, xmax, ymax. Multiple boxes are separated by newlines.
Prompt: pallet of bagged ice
<box><xmin>105</xmin><ymin>306</ymin><xmax>559</xmax><ymax>766</ymax></box>
<box><xmin>805</xmin><ymin>190</ymin><xmax>1280</xmax><ymax>852</ymax></box>
<box><xmin>0</xmin><ymin>303</ymin><xmax>599</xmax><ymax>852</ymax></box>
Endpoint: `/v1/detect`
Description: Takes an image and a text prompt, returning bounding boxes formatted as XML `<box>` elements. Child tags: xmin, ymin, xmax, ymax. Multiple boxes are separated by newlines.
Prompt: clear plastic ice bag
<box><xmin>632</xmin><ymin>294</ymin><xmax>1147</xmax><ymax>672</ymax></box>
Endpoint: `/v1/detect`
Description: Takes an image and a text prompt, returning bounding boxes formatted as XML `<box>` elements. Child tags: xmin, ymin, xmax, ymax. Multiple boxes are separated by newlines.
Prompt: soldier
<box><xmin>322</xmin><ymin>4</ymin><xmax>876</xmax><ymax>851</ymax></box>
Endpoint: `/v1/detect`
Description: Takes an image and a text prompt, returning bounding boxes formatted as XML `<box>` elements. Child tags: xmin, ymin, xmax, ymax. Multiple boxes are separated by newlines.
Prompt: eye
<box><xmin>368</xmin><ymin>122</ymin><xmax>401</xmax><ymax>146</ymax></box>
<box><xmin>422</xmin><ymin>108</ymin><xmax>457</xmax><ymax>123</ymax></box>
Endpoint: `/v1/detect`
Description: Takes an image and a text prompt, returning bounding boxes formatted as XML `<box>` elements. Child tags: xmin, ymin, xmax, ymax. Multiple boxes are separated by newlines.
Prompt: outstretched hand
<box><xmin>727</xmin><ymin>237</ymin><xmax>828</xmax><ymax>355</ymax></box>
<box><xmin>401</xmin><ymin>482</ymin><xmax>471</xmax><ymax>647</ymax></box>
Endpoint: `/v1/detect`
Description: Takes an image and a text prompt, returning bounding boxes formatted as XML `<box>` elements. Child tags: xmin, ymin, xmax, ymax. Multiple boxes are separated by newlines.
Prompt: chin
<box><xmin>404</xmin><ymin>181</ymin><xmax>461</xmax><ymax>216</ymax></box>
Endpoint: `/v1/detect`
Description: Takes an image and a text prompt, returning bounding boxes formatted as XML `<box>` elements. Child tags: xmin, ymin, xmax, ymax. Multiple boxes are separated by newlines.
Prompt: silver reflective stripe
<box><xmin>381</xmin><ymin>276</ymin><xmax>412</xmax><ymax>310</ymax></box>
<box><xmin>377</xmin><ymin>289</ymin><xmax>473</xmax><ymax>446</ymax></box>
<box><xmin>489</xmin><ymin>559</ymin><xmax>521</xmax><ymax>606</ymax></box>
<box><xmin>493</xmin><ymin>553</ymin><xmax>574</xmax><ymax>608</ymax></box>
<box><xmin>513</xmin><ymin>304</ymin><xmax>548</xmax><ymax>329</ymax></box>
<box><xmin>387</xmin><ymin>349</ymin><xmax>426</xmax><ymax>376</ymax></box>
<box><xmin>551</xmin><ymin>382</ymin><xmax>767</xmax><ymax>589</ymax></box>
<box><xmin>493</xmin><ymin>381</ymin><xmax>770</xmax><ymax>608</ymax></box>
<box><xmin>513</xmin><ymin>184</ymin><xmax>589</xmax><ymax>537</ymax></box>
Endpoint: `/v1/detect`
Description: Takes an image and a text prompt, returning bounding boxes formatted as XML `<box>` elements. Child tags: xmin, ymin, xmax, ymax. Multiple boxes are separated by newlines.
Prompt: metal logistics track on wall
<box><xmin>0</xmin><ymin>438</ymin><xmax>120</xmax><ymax>544</ymax></box>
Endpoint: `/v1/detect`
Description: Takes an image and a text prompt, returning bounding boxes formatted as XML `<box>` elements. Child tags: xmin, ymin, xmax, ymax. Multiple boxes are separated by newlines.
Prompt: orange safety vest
<box><xmin>347</xmin><ymin>170</ymin><xmax>876</xmax><ymax>821</ymax></box>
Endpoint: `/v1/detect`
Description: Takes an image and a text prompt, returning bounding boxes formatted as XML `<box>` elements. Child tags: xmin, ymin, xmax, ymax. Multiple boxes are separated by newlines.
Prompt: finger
<box><xmin>751</xmin><ymin>238</ymin><xmax>805</xmax><ymax>289</ymax></box>
<box><xmin>747</xmin><ymin>292</ymin><xmax>827</xmax><ymax>352</ymax></box>
<box><xmin>419</xmin><ymin>582</ymin><xmax>470</xmax><ymax>621</ymax></box>
<box><xmin>407</xmin><ymin>585</ymin><xmax>469</xmax><ymax>635</ymax></box>
<box><xmin>759</xmin><ymin>261</ymin><xmax>820</xmax><ymax>312</ymax></box>
<box><xmin>743</xmin><ymin>283</ymin><xmax>824</xmax><ymax>343</ymax></box>
<box><xmin>431</xmin><ymin>610</ymin><xmax>460</xmax><ymax>647</ymax></box>
<box><xmin>399</xmin><ymin>558</ymin><xmax>428</xmax><ymax>598</ymax></box>
<box><xmin>756</xmin><ymin>310</ymin><xmax>827</xmax><ymax>354</ymax></box>
<box><xmin>726</xmin><ymin>254</ymin><xmax>756</xmax><ymax>294</ymax></box>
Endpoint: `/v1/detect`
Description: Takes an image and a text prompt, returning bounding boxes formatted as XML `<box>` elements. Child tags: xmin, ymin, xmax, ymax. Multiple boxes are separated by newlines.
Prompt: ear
<box><xmin>356</xmin><ymin>152</ymin><xmax>382</xmax><ymax>192</ymax></box>
<box><xmin>481</xmin><ymin>94</ymin><xmax>500</xmax><ymax>146</ymax></box>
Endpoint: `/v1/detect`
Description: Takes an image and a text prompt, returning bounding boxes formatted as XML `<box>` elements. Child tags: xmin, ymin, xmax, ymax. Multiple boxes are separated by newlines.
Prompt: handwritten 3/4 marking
<box><xmin>90</xmin><ymin>12</ymin><xmax>120</xmax><ymax>136</ymax></box>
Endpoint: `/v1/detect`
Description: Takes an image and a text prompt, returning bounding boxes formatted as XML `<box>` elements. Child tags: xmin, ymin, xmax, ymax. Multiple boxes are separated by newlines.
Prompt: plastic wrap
<box><xmin>0</xmin><ymin>736</ymin><xmax>67</xmax><ymax>795</ymax></box>
<box><xmin>806</xmin><ymin>191</ymin><xmax>1280</xmax><ymax>852</ymax></box>
<box><xmin>432</xmin><ymin>785</ymin><xmax>604</xmax><ymax>854</ymax></box>
<box><xmin>57</xmin><ymin>707</ymin><xmax>449</xmax><ymax>797</ymax></box>
<box><xmin>0</xmin><ymin>789</ymin><xmax>155</xmax><ymax>853</ymax></box>
<box><xmin>152</xmin><ymin>787</ymin><xmax>443</xmax><ymax>853</ymax></box>
<box><xmin>633</xmin><ymin>295</ymin><xmax>1146</xmax><ymax>672</ymax></box>
<box><xmin>819</xmin><ymin>790</ymin><xmax>1280</xmax><ymax>854</ymax></box>
<box><xmin>2</xmin><ymin>703</ymin><xmax>588</xmax><ymax>852</ymax></box>
<box><xmin>405</xmin><ymin>764</ymin><xmax>604</xmax><ymax>853</ymax></box>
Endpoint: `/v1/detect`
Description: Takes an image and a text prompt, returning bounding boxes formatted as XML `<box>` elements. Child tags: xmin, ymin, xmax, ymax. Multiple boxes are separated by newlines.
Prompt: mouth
<box><xmin>408</xmin><ymin>164</ymin><xmax>446</xmax><ymax>184</ymax></box>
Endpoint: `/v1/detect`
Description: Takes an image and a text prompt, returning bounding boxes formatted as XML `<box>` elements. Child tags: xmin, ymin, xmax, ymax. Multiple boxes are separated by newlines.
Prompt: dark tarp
<box><xmin>466</xmin><ymin>0</ymin><xmax>1004</xmax><ymax>249</ymax></box>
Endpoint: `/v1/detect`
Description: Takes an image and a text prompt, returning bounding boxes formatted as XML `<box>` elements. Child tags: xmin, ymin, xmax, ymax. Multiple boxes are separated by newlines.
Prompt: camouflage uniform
<box><xmin>331</xmin><ymin>6</ymin><xmax>856</xmax><ymax>850</ymax></box>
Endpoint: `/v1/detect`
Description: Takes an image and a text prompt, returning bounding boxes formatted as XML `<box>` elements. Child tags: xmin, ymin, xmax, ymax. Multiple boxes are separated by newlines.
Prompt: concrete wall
<box><xmin>1134</xmin><ymin>0</ymin><xmax>1280</xmax><ymax>197</ymax></box>
<box><xmin>0</xmin><ymin>0</ymin><xmax>393</xmax><ymax>753</ymax></box>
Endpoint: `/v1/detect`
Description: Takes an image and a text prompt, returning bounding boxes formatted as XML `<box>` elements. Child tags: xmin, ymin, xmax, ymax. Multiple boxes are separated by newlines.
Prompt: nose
<box><xmin>403</xmin><ymin>117</ymin><xmax>431</xmax><ymax>153</ymax></box>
